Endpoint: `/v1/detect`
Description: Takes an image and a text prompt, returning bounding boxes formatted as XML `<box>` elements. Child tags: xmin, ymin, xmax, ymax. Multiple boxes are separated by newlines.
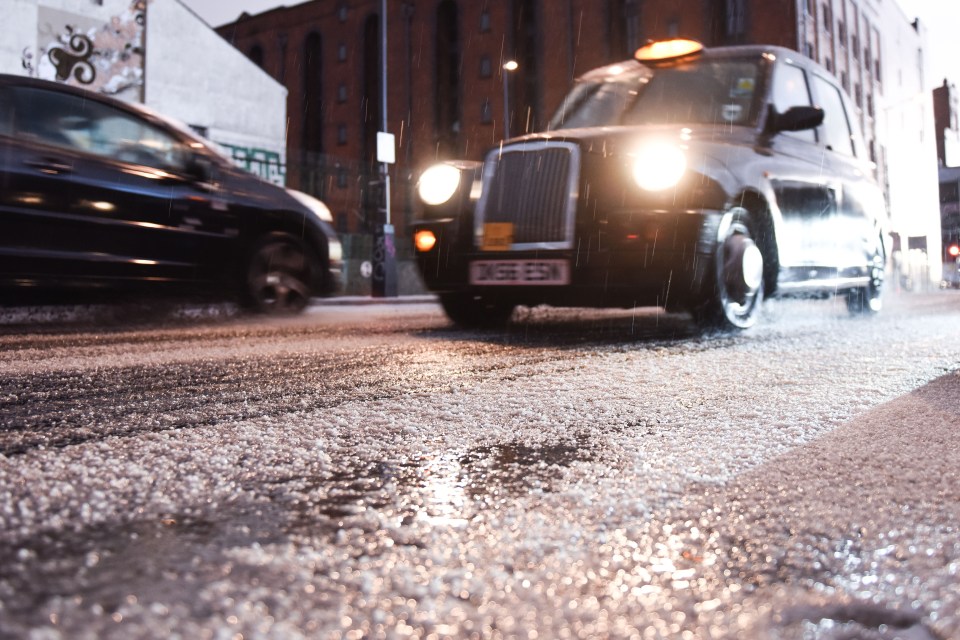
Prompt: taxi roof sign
<box><xmin>634</xmin><ymin>39</ymin><xmax>704</xmax><ymax>64</ymax></box>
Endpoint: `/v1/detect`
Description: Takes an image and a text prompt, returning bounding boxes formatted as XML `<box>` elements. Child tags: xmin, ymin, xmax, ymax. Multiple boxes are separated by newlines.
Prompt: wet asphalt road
<box><xmin>0</xmin><ymin>292</ymin><xmax>958</xmax><ymax>639</ymax></box>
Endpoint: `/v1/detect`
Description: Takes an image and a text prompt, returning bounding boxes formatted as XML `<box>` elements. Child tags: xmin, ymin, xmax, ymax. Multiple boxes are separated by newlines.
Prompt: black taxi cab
<box><xmin>411</xmin><ymin>39</ymin><xmax>888</xmax><ymax>330</ymax></box>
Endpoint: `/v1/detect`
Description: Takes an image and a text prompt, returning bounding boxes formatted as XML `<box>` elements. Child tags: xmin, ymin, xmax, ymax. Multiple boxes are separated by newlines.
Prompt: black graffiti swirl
<box><xmin>47</xmin><ymin>34</ymin><xmax>96</xmax><ymax>84</ymax></box>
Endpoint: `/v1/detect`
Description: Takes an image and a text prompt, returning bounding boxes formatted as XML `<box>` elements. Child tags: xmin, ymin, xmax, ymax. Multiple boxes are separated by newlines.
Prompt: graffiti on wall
<box><xmin>217</xmin><ymin>143</ymin><xmax>287</xmax><ymax>186</ymax></box>
<box><xmin>23</xmin><ymin>1</ymin><xmax>146</xmax><ymax>101</ymax></box>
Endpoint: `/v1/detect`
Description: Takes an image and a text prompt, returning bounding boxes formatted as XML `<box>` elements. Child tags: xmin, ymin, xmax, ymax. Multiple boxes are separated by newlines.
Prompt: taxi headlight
<box><xmin>631</xmin><ymin>143</ymin><xmax>687</xmax><ymax>191</ymax></box>
<box><xmin>418</xmin><ymin>164</ymin><xmax>462</xmax><ymax>206</ymax></box>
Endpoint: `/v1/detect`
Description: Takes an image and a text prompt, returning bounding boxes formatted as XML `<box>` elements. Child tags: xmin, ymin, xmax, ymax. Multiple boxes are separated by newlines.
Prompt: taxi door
<box><xmin>762</xmin><ymin>60</ymin><xmax>842</xmax><ymax>279</ymax></box>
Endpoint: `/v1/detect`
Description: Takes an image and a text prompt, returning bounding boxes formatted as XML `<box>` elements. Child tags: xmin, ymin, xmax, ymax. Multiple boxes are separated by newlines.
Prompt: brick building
<box><xmin>218</xmin><ymin>0</ymin><xmax>941</xmax><ymax>287</ymax></box>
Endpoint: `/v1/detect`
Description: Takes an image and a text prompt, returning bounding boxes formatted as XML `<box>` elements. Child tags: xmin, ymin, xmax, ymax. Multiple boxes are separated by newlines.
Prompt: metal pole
<box><xmin>372</xmin><ymin>0</ymin><xmax>397</xmax><ymax>297</ymax></box>
<box><xmin>502</xmin><ymin>61</ymin><xmax>517</xmax><ymax>139</ymax></box>
<box><xmin>503</xmin><ymin>69</ymin><xmax>510</xmax><ymax>139</ymax></box>
<box><xmin>381</xmin><ymin>0</ymin><xmax>391</xmax><ymax>226</ymax></box>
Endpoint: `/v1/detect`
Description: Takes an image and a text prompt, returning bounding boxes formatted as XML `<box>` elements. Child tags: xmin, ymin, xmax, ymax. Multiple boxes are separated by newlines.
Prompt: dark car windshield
<box><xmin>549</xmin><ymin>56</ymin><xmax>764</xmax><ymax>130</ymax></box>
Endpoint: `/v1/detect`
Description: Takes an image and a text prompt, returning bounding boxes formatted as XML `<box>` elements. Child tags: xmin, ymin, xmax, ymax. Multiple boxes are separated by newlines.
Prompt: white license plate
<box><xmin>469</xmin><ymin>259</ymin><xmax>570</xmax><ymax>285</ymax></box>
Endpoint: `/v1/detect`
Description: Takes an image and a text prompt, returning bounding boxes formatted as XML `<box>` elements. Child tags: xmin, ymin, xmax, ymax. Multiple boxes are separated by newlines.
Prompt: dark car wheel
<box><xmin>846</xmin><ymin>253</ymin><xmax>884</xmax><ymax>315</ymax></box>
<box><xmin>439</xmin><ymin>292</ymin><xmax>515</xmax><ymax>328</ymax></box>
<box><xmin>245</xmin><ymin>236</ymin><xmax>314</xmax><ymax>314</ymax></box>
<box><xmin>693</xmin><ymin>207</ymin><xmax>764</xmax><ymax>330</ymax></box>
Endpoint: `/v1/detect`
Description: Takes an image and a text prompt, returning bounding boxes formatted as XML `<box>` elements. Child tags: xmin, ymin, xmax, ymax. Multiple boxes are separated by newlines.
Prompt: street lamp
<box><xmin>502</xmin><ymin>60</ymin><xmax>518</xmax><ymax>139</ymax></box>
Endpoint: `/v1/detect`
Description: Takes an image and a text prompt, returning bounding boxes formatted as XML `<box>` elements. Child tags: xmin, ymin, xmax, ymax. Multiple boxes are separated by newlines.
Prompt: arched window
<box><xmin>303</xmin><ymin>32</ymin><xmax>323</xmax><ymax>155</ymax></box>
<box><xmin>435</xmin><ymin>0</ymin><xmax>461</xmax><ymax>157</ymax></box>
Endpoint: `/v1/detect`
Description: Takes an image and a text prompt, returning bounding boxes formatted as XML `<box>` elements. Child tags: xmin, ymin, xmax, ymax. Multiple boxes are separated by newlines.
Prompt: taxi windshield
<box><xmin>549</xmin><ymin>57</ymin><xmax>764</xmax><ymax>130</ymax></box>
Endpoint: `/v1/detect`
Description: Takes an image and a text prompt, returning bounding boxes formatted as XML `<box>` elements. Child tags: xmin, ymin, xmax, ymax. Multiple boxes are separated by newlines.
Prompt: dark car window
<box><xmin>810</xmin><ymin>75</ymin><xmax>855</xmax><ymax>156</ymax></box>
<box><xmin>0</xmin><ymin>88</ymin><xmax>12</xmax><ymax>137</ymax></box>
<box><xmin>549</xmin><ymin>57</ymin><xmax>763</xmax><ymax>130</ymax></box>
<box><xmin>771</xmin><ymin>62</ymin><xmax>816</xmax><ymax>143</ymax></box>
<box><xmin>11</xmin><ymin>86</ymin><xmax>191</xmax><ymax>172</ymax></box>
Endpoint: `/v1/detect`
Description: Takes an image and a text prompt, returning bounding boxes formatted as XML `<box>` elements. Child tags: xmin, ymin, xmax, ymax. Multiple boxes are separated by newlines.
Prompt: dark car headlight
<box><xmin>286</xmin><ymin>188</ymin><xmax>342</xmax><ymax>263</ymax></box>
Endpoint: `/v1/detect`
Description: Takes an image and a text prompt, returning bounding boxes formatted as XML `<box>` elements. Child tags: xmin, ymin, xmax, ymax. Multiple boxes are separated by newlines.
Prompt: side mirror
<box><xmin>185</xmin><ymin>152</ymin><xmax>214</xmax><ymax>183</ymax></box>
<box><xmin>767</xmin><ymin>105</ymin><xmax>824</xmax><ymax>133</ymax></box>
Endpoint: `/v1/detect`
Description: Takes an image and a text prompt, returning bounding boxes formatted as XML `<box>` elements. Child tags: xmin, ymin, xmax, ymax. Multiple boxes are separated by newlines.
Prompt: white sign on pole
<box><xmin>377</xmin><ymin>132</ymin><xmax>396</xmax><ymax>164</ymax></box>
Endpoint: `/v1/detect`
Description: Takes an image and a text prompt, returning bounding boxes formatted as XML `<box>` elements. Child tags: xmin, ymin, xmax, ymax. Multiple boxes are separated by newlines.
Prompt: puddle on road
<box><xmin>267</xmin><ymin>434</ymin><xmax>599</xmax><ymax>537</ymax></box>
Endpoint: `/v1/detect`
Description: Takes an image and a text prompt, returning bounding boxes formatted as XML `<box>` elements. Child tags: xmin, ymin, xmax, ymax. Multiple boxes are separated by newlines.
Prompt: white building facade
<box><xmin>798</xmin><ymin>0</ymin><xmax>942</xmax><ymax>288</ymax></box>
<box><xmin>0</xmin><ymin>0</ymin><xmax>288</xmax><ymax>185</ymax></box>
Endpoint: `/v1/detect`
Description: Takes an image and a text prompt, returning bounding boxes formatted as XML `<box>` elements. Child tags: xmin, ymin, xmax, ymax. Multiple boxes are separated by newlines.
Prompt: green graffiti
<box><xmin>217</xmin><ymin>142</ymin><xmax>286</xmax><ymax>185</ymax></box>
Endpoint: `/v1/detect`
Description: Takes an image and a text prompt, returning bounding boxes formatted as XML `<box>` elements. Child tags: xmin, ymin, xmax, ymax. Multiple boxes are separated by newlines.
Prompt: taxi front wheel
<box><xmin>693</xmin><ymin>207</ymin><xmax>765</xmax><ymax>330</ymax></box>
<box><xmin>439</xmin><ymin>293</ymin><xmax>515</xmax><ymax>328</ymax></box>
<box><xmin>846</xmin><ymin>257</ymin><xmax>884</xmax><ymax>315</ymax></box>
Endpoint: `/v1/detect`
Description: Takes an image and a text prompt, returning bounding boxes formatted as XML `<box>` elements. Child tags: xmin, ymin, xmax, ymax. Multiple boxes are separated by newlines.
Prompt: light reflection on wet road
<box><xmin>0</xmin><ymin>293</ymin><xmax>958</xmax><ymax>638</ymax></box>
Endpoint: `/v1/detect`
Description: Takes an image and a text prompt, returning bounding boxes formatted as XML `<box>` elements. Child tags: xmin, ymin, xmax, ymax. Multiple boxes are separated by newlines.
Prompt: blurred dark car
<box><xmin>412</xmin><ymin>40</ymin><xmax>888</xmax><ymax>330</ymax></box>
<box><xmin>0</xmin><ymin>74</ymin><xmax>341</xmax><ymax>313</ymax></box>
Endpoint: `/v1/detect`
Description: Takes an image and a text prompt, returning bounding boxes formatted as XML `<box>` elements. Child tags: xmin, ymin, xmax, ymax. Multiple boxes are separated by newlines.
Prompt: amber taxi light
<box><xmin>634</xmin><ymin>39</ymin><xmax>704</xmax><ymax>64</ymax></box>
<box><xmin>415</xmin><ymin>230</ymin><xmax>438</xmax><ymax>253</ymax></box>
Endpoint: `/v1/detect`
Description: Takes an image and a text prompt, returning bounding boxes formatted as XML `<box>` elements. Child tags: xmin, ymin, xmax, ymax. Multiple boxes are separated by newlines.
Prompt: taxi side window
<box><xmin>771</xmin><ymin>63</ymin><xmax>815</xmax><ymax>142</ymax></box>
<box><xmin>810</xmin><ymin>75</ymin><xmax>856</xmax><ymax>156</ymax></box>
<box><xmin>11</xmin><ymin>86</ymin><xmax>190</xmax><ymax>172</ymax></box>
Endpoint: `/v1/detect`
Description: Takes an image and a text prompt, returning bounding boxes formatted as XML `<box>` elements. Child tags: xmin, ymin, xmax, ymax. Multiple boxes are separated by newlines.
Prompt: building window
<box><xmin>303</xmin><ymin>32</ymin><xmax>323</xmax><ymax>154</ymax></box>
<box><xmin>840</xmin><ymin>70</ymin><xmax>848</xmax><ymax>91</ymax></box>
<box><xmin>338</xmin><ymin>3</ymin><xmax>347</xmax><ymax>22</ymax></box>
<box><xmin>435</xmin><ymin>0</ymin><xmax>461</xmax><ymax>157</ymax></box>
<box><xmin>337</xmin><ymin>124</ymin><xmax>347</xmax><ymax>145</ymax></box>
<box><xmin>822</xmin><ymin>3</ymin><xmax>831</xmax><ymax>31</ymax></box>
<box><xmin>336</xmin><ymin>164</ymin><xmax>348</xmax><ymax>188</ymax></box>
<box><xmin>854</xmin><ymin>82</ymin><xmax>862</xmax><ymax>107</ymax></box>
<box><xmin>338</xmin><ymin>84</ymin><xmax>348</xmax><ymax>102</ymax></box>
<box><xmin>480</xmin><ymin>9</ymin><xmax>491</xmax><ymax>32</ymax></box>
<box><xmin>610</xmin><ymin>0</ymin><xmax>642</xmax><ymax>59</ymax></box>
<box><xmin>837</xmin><ymin>20</ymin><xmax>846</xmax><ymax>45</ymax></box>
<box><xmin>851</xmin><ymin>34</ymin><xmax>859</xmax><ymax>59</ymax></box>
<box><xmin>338</xmin><ymin>43</ymin><xmax>347</xmax><ymax>62</ymax></box>
<box><xmin>277</xmin><ymin>34</ymin><xmax>288</xmax><ymax>83</ymax></box>
<box><xmin>667</xmin><ymin>18</ymin><xmax>679</xmax><ymax>37</ymax></box>
<box><xmin>804</xmin><ymin>41</ymin><xmax>815</xmax><ymax>58</ymax></box>
<box><xmin>480</xmin><ymin>55</ymin><xmax>492</xmax><ymax>78</ymax></box>
<box><xmin>481</xmin><ymin>98</ymin><xmax>493</xmax><ymax>124</ymax></box>
<box><xmin>825</xmin><ymin>57</ymin><xmax>832</xmax><ymax>72</ymax></box>
<box><xmin>249</xmin><ymin>44</ymin><xmax>264</xmax><ymax>68</ymax></box>
<box><xmin>806</xmin><ymin>0</ymin><xmax>814</xmax><ymax>16</ymax></box>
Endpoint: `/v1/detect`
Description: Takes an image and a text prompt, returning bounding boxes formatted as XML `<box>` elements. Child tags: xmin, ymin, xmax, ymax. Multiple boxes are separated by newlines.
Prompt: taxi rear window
<box><xmin>550</xmin><ymin>57</ymin><xmax>763</xmax><ymax>130</ymax></box>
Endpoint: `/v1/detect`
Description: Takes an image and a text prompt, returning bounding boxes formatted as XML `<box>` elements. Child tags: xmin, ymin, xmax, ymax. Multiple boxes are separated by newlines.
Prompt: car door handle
<box><xmin>24</xmin><ymin>158</ymin><xmax>73</xmax><ymax>175</ymax></box>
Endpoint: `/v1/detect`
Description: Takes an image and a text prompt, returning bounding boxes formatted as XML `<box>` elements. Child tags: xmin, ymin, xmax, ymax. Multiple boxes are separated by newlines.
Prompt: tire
<box><xmin>244</xmin><ymin>236</ymin><xmax>314</xmax><ymax>314</ymax></box>
<box><xmin>439</xmin><ymin>292</ymin><xmax>515</xmax><ymax>328</ymax></box>
<box><xmin>693</xmin><ymin>207</ymin><xmax>765</xmax><ymax>330</ymax></box>
<box><xmin>846</xmin><ymin>252</ymin><xmax>884</xmax><ymax>315</ymax></box>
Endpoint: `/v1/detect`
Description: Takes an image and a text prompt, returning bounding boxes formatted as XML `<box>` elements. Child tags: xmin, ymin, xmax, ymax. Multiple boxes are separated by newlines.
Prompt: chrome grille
<box><xmin>476</xmin><ymin>141</ymin><xmax>580</xmax><ymax>250</ymax></box>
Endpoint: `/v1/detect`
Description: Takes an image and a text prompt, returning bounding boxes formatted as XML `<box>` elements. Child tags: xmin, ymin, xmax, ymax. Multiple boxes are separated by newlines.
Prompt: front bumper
<box><xmin>414</xmin><ymin>209</ymin><xmax>722</xmax><ymax>310</ymax></box>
